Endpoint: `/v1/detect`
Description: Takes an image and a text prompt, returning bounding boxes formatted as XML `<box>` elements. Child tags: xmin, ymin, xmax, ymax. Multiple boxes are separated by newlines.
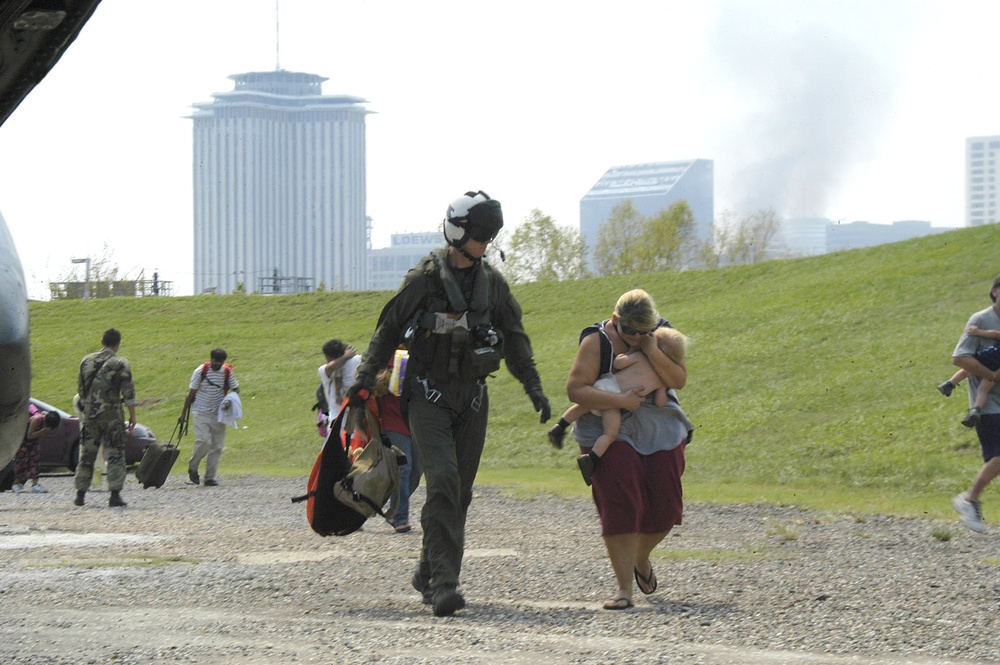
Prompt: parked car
<box><xmin>0</xmin><ymin>398</ymin><xmax>157</xmax><ymax>491</ymax></box>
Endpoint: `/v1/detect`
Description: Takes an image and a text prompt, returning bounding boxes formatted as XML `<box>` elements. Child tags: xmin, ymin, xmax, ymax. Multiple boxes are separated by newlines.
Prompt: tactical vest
<box><xmin>406</xmin><ymin>248</ymin><xmax>502</xmax><ymax>382</ymax></box>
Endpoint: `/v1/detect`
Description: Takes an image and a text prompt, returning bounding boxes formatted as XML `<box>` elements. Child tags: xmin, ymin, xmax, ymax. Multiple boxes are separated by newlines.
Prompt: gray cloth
<box><xmin>572</xmin><ymin>394</ymin><xmax>691</xmax><ymax>454</ymax></box>
<box><xmin>953</xmin><ymin>306</ymin><xmax>1000</xmax><ymax>415</ymax></box>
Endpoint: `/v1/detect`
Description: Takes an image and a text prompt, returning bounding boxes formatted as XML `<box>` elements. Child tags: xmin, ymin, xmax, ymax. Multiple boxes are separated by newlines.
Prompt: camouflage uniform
<box><xmin>74</xmin><ymin>348</ymin><xmax>137</xmax><ymax>492</ymax></box>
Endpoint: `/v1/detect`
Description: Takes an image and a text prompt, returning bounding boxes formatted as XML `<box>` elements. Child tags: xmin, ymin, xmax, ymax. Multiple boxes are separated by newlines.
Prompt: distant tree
<box><xmin>696</xmin><ymin>209</ymin><xmax>737</xmax><ymax>269</ymax></box>
<box><xmin>502</xmin><ymin>210</ymin><xmax>589</xmax><ymax>284</ymax></box>
<box><xmin>593</xmin><ymin>200</ymin><xmax>646</xmax><ymax>276</ymax></box>
<box><xmin>635</xmin><ymin>200</ymin><xmax>699</xmax><ymax>272</ymax></box>
<box><xmin>52</xmin><ymin>243</ymin><xmax>129</xmax><ymax>298</ymax></box>
<box><xmin>58</xmin><ymin>243</ymin><xmax>122</xmax><ymax>284</ymax></box>
<box><xmin>706</xmin><ymin>208</ymin><xmax>782</xmax><ymax>266</ymax></box>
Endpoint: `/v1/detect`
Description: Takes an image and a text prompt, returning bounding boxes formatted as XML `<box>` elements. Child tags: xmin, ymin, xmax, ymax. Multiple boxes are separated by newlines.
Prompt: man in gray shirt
<box><xmin>951</xmin><ymin>274</ymin><xmax>1000</xmax><ymax>533</ymax></box>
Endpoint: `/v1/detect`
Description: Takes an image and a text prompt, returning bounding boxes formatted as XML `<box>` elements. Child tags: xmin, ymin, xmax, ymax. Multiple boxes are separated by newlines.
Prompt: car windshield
<box><xmin>29</xmin><ymin>398</ymin><xmax>71</xmax><ymax>418</ymax></box>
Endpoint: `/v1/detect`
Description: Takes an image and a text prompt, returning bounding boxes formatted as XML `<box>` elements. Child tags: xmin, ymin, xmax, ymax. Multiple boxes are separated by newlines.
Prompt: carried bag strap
<box><xmin>330</xmin><ymin>397</ymin><xmax>351</xmax><ymax>444</ymax></box>
<box><xmin>343</xmin><ymin>389</ymin><xmax>381</xmax><ymax>445</ymax></box>
<box><xmin>352</xmin><ymin>488</ymin><xmax>392</xmax><ymax>519</ymax></box>
<box><xmin>82</xmin><ymin>356</ymin><xmax>111</xmax><ymax>399</ymax></box>
<box><xmin>166</xmin><ymin>420</ymin><xmax>186</xmax><ymax>449</ymax></box>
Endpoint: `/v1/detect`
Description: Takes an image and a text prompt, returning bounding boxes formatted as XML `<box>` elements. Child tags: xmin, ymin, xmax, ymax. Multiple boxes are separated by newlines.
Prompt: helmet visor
<box><xmin>466</xmin><ymin>200</ymin><xmax>503</xmax><ymax>242</ymax></box>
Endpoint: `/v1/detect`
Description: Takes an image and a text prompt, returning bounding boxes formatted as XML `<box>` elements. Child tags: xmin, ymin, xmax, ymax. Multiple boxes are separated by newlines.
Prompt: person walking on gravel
<box><xmin>564</xmin><ymin>289</ymin><xmax>691</xmax><ymax>610</ymax></box>
<box><xmin>178</xmin><ymin>348</ymin><xmax>240</xmax><ymax>487</ymax></box>
<box><xmin>952</xmin><ymin>274</ymin><xmax>1000</xmax><ymax>533</ymax></box>
<box><xmin>348</xmin><ymin>190</ymin><xmax>551</xmax><ymax>617</ymax></box>
<box><xmin>73</xmin><ymin>328</ymin><xmax>137</xmax><ymax>508</ymax></box>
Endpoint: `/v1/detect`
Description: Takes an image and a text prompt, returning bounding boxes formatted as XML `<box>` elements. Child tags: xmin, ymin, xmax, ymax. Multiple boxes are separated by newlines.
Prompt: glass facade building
<box><xmin>579</xmin><ymin>160</ymin><xmax>714</xmax><ymax>271</ymax></box>
<box><xmin>190</xmin><ymin>71</ymin><xmax>371</xmax><ymax>294</ymax></box>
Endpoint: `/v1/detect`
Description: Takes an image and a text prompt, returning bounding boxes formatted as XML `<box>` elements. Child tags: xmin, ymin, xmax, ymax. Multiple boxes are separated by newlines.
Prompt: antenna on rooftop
<box><xmin>275</xmin><ymin>0</ymin><xmax>281</xmax><ymax>70</ymax></box>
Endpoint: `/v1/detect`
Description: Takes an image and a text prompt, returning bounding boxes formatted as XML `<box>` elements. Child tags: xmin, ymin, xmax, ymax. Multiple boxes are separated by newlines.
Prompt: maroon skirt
<box><xmin>589</xmin><ymin>439</ymin><xmax>686</xmax><ymax>537</ymax></box>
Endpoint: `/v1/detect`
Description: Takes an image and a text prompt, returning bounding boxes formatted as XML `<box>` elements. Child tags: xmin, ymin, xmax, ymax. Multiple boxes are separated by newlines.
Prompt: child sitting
<box><xmin>548</xmin><ymin>326</ymin><xmax>687</xmax><ymax>485</ymax></box>
<box><xmin>937</xmin><ymin>324</ymin><xmax>1000</xmax><ymax>427</ymax></box>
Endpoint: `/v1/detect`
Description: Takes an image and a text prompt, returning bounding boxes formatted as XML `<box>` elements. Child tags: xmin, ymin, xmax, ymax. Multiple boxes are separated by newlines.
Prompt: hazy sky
<box><xmin>0</xmin><ymin>0</ymin><xmax>995</xmax><ymax>298</ymax></box>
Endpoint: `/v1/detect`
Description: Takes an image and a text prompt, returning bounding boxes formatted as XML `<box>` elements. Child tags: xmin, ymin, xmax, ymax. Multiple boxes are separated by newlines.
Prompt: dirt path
<box><xmin>0</xmin><ymin>475</ymin><xmax>995</xmax><ymax>664</ymax></box>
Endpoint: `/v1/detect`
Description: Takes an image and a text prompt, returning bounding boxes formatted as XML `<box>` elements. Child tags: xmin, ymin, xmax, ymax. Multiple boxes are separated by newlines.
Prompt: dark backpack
<box><xmin>312</xmin><ymin>383</ymin><xmax>328</xmax><ymax>415</ymax></box>
<box><xmin>291</xmin><ymin>393</ymin><xmax>404</xmax><ymax>536</ymax></box>
<box><xmin>292</xmin><ymin>398</ymin><xmax>366</xmax><ymax>537</ymax></box>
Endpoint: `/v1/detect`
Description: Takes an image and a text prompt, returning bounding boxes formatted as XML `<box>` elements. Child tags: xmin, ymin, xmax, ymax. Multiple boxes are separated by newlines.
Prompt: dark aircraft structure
<box><xmin>0</xmin><ymin>0</ymin><xmax>102</xmax><ymax>466</ymax></box>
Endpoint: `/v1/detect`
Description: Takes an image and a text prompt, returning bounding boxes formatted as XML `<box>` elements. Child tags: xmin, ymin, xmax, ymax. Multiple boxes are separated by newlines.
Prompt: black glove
<box><xmin>347</xmin><ymin>374</ymin><xmax>375</xmax><ymax>409</ymax></box>
<box><xmin>528</xmin><ymin>388</ymin><xmax>551</xmax><ymax>424</ymax></box>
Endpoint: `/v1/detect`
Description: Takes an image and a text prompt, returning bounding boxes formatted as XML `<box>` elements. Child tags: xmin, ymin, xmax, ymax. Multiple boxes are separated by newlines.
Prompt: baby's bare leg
<box><xmin>562</xmin><ymin>403</ymin><xmax>591</xmax><ymax>425</ymax></box>
<box><xmin>592</xmin><ymin>409</ymin><xmax>622</xmax><ymax>457</ymax></box>
<box><xmin>974</xmin><ymin>380</ymin><xmax>996</xmax><ymax>409</ymax></box>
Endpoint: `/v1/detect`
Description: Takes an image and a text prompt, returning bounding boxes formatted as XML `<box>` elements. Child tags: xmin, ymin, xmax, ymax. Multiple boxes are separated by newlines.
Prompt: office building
<box><xmin>826</xmin><ymin>220</ymin><xmax>947</xmax><ymax>252</ymax></box>
<box><xmin>966</xmin><ymin>136</ymin><xmax>1000</xmax><ymax>227</ymax></box>
<box><xmin>370</xmin><ymin>231</ymin><xmax>442</xmax><ymax>291</ymax></box>
<box><xmin>779</xmin><ymin>217</ymin><xmax>830</xmax><ymax>257</ymax></box>
<box><xmin>190</xmin><ymin>70</ymin><xmax>371</xmax><ymax>294</ymax></box>
<box><xmin>579</xmin><ymin>160</ymin><xmax>714</xmax><ymax>271</ymax></box>
<box><xmin>778</xmin><ymin>218</ymin><xmax>949</xmax><ymax>257</ymax></box>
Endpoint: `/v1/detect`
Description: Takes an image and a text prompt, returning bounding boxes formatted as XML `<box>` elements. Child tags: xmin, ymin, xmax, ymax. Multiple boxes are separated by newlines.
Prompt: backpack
<box><xmin>200</xmin><ymin>362</ymin><xmax>232</xmax><ymax>394</ymax></box>
<box><xmin>291</xmin><ymin>391</ymin><xmax>406</xmax><ymax>536</ymax></box>
<box><xmin>333</xmin><ymin>397</ymin><xmax>406</xmax><ymax>521</ymax></box>
<box><xmin>312</xmin><ymin>383</ymin><xmax>329</xmax><ymax>437</ymax></box>
<box><xmin>312</xmin><ymin>383</ymin><xmax>329</xmax><ymax>415</ymax></box>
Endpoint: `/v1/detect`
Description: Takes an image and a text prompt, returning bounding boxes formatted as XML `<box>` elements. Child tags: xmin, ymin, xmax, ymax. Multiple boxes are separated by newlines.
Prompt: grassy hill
<box><xmin>26</xmin><ymin>225</ymin><xmax>997</xmax><ymax>514</ymax></box>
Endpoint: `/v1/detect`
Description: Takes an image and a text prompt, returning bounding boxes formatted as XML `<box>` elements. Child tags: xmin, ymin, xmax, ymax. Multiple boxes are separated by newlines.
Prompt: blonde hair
<box><xmin>654</xmin><ymin>327</ymin><xmax>686</xmax><ymax>364</ymax></box>
<box><xmin>373</xmin><ymin>367</ymin><xmax>392</xmax><ymax>397</ymax></box>
<box><xmin>614</xmin><ymin>289</ymin><xmax>659</xmax><ymax>330</ymax></box>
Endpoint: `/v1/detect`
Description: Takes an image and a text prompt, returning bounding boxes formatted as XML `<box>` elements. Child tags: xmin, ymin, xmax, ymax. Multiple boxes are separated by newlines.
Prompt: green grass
<box><xmin>26</xmin><ymin>225</ymin><xmax>997</xmax><ymax>517</ymax></box>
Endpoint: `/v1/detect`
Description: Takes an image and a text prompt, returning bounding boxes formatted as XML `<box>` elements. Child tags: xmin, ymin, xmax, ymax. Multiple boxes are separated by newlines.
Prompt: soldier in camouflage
<box><xmin>73</xmin><ymin>328</ymin><xmax>137</xmax><ymax>507</ymax></box>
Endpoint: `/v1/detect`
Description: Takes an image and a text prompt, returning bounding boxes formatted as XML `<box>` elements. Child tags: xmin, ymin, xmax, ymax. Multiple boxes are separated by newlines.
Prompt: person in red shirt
<box><xmin>374</xmin><ymin>360</ymin><xmax>422</xmax><ymax>533</ymax></box>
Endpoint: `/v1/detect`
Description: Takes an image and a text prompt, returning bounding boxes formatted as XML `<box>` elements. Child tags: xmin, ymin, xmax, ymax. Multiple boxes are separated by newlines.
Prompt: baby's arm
<box><xmin>613</xmin><ymin>352</ymin><xmax>642</xmax><ymax>370</ymax></box>
<box><xmin>614</xmin><ymin>354</ymin><xmax>666</xmax><ymax>398</ymax></box>
<box><xmin>967</xmin><ymin>325</ymin><xmax>1000</xmax><ymax>340</ymax></box>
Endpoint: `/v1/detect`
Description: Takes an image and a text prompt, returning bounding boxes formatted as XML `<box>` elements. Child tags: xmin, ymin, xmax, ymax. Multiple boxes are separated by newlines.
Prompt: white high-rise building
<box><xmin>190</xmin><ymin>70</ymin><xmax>371</xmax><ymax>294</ymax></box>
<box><xmin>966</xmin><ymin>136</ymin><xmax>1000</xmax><ymax>227</ymax></box>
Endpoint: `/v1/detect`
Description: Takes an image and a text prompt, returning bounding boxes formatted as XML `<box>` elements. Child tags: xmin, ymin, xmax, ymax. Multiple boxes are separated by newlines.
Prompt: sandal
<box><xmin>603</xmin><ymin>597</ymin><xmax>633</xmax><ymax>611</ymax></box>
<box><xmin>634</xmin><ymin>563</ymin><xmax>657</xmax><ymax>595</ymax></box>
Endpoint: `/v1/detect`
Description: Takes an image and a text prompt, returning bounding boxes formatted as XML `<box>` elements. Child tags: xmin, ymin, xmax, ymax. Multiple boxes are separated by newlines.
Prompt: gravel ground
<box><xmin>0</xmin><ymin>474</ymin><xmax>998</xmax><ymax>665</ymax></box>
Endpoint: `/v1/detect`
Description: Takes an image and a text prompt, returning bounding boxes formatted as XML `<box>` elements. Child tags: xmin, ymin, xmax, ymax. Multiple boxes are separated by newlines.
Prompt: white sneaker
<box><xmin>11</xmin><ymin>483</ymin><xmax>23</xmax><ymax>493</ymax></box>
<box><xmin>31</xmin><ymin>484</ymin><xmax>47</xmax><ymax>493</ymax></box>
<box><xmin>953</xmin><ymin>492</ymin><xmax>987</xmax><ymax>533</ymax></box>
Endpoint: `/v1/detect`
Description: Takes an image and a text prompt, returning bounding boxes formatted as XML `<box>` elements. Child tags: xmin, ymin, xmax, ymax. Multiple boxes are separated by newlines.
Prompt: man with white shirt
<box><xmin>178</xmin><ymin>348</ymin><xmax>240</xmax><ymax>487</ymax></box>
<box><xmin>318</xmin><ymin>338</ymin><xmax>361</xmax><ymax>438</ymax></box>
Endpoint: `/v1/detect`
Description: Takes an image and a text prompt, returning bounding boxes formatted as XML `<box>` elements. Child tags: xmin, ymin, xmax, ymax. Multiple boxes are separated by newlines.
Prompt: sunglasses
<box><xmin>617</xmin><ymin>321</ymin><xmax>654</xmax><ymax>336</ymax></box>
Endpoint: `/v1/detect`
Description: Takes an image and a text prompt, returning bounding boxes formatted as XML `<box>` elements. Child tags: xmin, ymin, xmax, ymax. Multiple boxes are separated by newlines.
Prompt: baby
<box><xmin>549</xmin><ymin>326</ymin><xmax>687</xmax><ymax>485</ymax></box>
